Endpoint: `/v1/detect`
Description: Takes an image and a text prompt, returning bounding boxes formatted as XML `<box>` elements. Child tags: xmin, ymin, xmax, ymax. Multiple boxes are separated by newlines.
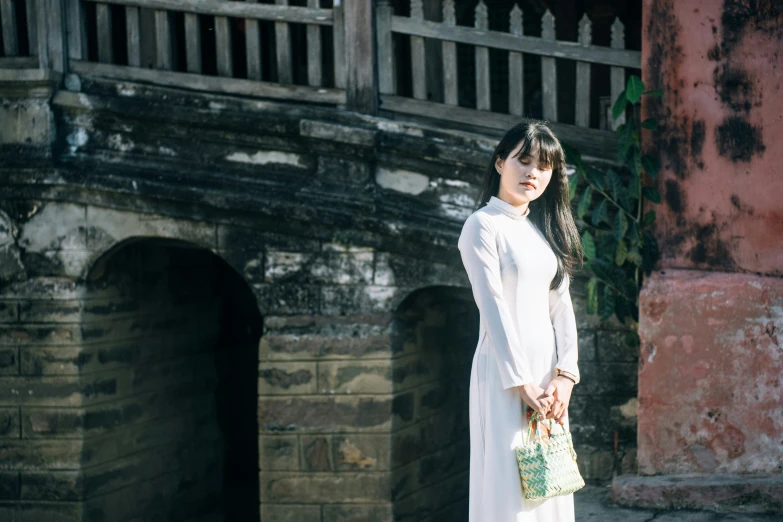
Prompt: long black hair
<box><xmin>474</xmin><ymin>120</ymin><xmax>584</xmax><ymax>291</ymax></box>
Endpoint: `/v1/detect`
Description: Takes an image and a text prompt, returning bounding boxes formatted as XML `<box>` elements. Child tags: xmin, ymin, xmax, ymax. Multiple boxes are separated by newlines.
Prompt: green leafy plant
<box><xmin>564</xmin><ymin>75</ymin><xmax>662</xmax><ymax>326</ymax></box>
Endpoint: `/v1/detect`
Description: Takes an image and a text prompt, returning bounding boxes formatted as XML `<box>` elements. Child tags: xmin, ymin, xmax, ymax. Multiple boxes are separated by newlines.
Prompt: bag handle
<box><xmin>526</xmin><ymin>410</ymin><xmax>566</xmax><ymax>441</ymax></box>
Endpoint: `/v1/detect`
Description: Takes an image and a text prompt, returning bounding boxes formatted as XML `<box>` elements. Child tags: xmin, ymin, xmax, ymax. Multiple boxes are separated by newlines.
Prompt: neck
<box><xmin>496</xmin><ymin>190</ymin><xmax>530</xmax><ymax>215</ymax></box>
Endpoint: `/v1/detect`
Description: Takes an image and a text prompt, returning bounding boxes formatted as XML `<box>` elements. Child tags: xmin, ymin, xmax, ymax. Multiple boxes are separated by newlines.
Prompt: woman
<box><xmin>457</xmin><ymin>121</ymin><xmax>584</xmax><ymax>521</ymax></box>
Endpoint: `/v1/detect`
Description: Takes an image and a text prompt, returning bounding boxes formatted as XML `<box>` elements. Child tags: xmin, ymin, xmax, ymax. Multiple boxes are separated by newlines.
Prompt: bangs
<box><xmin>513</xmin><ymin>129</ymin><xmax>563</xmax><ymax>170</ymax></box>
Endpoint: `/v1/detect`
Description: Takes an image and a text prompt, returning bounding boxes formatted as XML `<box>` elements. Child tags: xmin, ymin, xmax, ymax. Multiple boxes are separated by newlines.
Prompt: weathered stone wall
<box><xmin>1</xmin><ymin>73</ymin><xmax>638</xmax><ymax>520</ymax></box>
<box><xmin>0</xmin><ymin>240</ymin><xmax>225</xmax><ymax>521</ymax></box>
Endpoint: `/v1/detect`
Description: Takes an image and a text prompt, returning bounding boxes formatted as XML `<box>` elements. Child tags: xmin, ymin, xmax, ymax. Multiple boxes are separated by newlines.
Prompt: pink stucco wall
<box><xmin>638</xmin><ymin>269</ymin><xmax>783</xmax><ymax>475</ymax></box>
<box><xmin>638</xmin><ymin>0</ymin><xmax>783</xmax><ymax>476</ymax></box>
<box><xmin>643</xmin><ymin>0</ymin><xmax>783</xmax><ymax>276</ymax></box>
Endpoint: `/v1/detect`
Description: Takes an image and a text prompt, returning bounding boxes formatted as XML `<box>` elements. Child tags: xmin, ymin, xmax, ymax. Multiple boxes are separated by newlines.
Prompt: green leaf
<box><xmin>614</xmin><ymin>210</ymin><xmax>628</xmax><ymax>241</ymax></box>
<box><xmin>627</xmin><ymin>174</ymin><xmax>639</xmax><ymax>198</ymax></box>
<box><xmin>582</xmin><ymin>230</ymin><xmax>596</xmax><ymax>259</ymax></box>
<box><xmin>577</xmin><ymin>185</ymin><xmax>593</xmax><ymax>219</ymax></box>
<box><xmin>626</xmin><ymin>76</ymin><xmax>645</xmax><ymax>104</ymax></box>
<box><xmin>583</xmin><ymin>165</ymin><xmax>605</xmax><ymax>192</ymax></box>
<box><xmin>606</xmin><ymin>169</ymin><xmax>623</xmax><ymax>201</ymax></box>
<box><xmin>641</xmin><ymin>155</ymin><xmax>661</xmax><ymax>178</ymax></box>
<box><xmin>624</xmin><ymin>330</ymin><xmax>640</xmax><ymax>347</ymax></box>
<box><xmin>643</xmin><ymin>89</ymin><xmax>664</xmax><ymax>97</ymax></box>
<box><xmin>612</xmin><ymin>90</ymin><xmax>628</xmax><ymax>121</ymax></box>
<box><xmin>599</xmin><ymin>284</ymin><xmax>616</xmax><ymax>321</ymax></box>
<box><xmin>617</xmin><ymin>123</ymin><xmax>634</xmax><ymax>164</ymax></box>
<box><xmin>589</xmin><ymin>258</ymin><xmax>614</xmax><ymax>285</ymax></box>
<box><xmin>591</xmin><ymin>199</ymin><xmax>608</xmax><ymax>226</ymax></box>
<box><xmin>615</xmin><ymin>240</ymin><xmax>628</xmax><ymax>266</ymax></box>
<box><xmin>626</xmin><ymin>246</ymin><xmax>643</xmax><ymax>266</ymax></box>
<box><xmin>586</xmin><ymin>277</ymin><xmax>598</xmax><ymax>315</ymax></box>
<box><xmin>568</xmin><ymin>172</ymin><xmax>579</xmax><ymax>201</ymax></box>
<box><xmin>642</xmin><ymin>186</ymin><xmax>661</xmax><ymax>203</ymax></box>
<box><xmin>643</xmin><ymin>210</ymin><xmax>656</xmax><ymax>226</ymax></box>
<box><xmin>641</xmin><ymin>118</ymin><xmax>658</xmax><ymax>130</ymax></box>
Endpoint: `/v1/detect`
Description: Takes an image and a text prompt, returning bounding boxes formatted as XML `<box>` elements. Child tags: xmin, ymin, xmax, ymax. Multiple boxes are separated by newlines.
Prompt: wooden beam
<box><xmin>379</xmin><ymin>94</ymin><xmax>616</xmax><ymax>159</ymax></box>
<box><xmin>69</xmin><ymin>60</ymin><xmax>347</xmax><ymax>104</ymax></box>
<box><xmin>391</xmin><ymin>15</ymin><xmax>641</xmax><ymax>68</ymax></box>
<box><xmin>92</xmin><ymin>0</ymin><xmax>334</xmax><ymax>25</ymax></box>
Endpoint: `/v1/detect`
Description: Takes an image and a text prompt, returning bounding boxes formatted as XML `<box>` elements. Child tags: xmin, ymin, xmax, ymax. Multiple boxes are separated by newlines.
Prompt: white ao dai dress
<box><xmin>457</xmin><ymin>195</ymin><xmax>581</xmax><ymax>522</ymax></box>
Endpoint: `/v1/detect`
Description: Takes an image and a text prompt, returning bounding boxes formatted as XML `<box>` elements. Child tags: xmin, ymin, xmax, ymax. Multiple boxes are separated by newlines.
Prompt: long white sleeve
<box><xmin>549</xmin><ymin>272</ymin><xmax>580</xmax><ymax>383</ymax></box>
<box><xmin>458</xmin><ymin>213</ymin><xmax>534</xmax><ymax>389</ymax></box>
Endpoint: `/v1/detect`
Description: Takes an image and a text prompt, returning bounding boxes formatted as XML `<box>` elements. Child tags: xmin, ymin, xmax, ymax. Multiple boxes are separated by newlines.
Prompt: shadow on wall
<box><xmin>391</xmin><ymin>285</ymin><xmax>478</xmax><ymax>522</ymax></box>
<box><xmin>85</xmin><ymin>237</ymin><xmax>262</xmax><ymax>521</ymax></box>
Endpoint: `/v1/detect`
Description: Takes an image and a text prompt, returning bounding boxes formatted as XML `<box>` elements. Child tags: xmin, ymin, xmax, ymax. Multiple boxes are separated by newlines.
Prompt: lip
<box><xmin>520</xmin><ymin>182</ymin><xmax>536</xmax><ymax>189</ymax></box>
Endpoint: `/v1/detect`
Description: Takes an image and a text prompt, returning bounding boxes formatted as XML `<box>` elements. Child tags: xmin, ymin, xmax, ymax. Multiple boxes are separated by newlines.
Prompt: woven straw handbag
<box><xmin>514</xmin><ymin>410</ymin><xmax>585</xmax><ymax>500</ymax></box>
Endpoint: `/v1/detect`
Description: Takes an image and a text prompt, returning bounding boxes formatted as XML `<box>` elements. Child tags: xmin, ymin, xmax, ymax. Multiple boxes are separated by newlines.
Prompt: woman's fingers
<box><xmin>554</xmin><ymin>402</ymin><xmax>568</xmax><ymax>423</ymax></box>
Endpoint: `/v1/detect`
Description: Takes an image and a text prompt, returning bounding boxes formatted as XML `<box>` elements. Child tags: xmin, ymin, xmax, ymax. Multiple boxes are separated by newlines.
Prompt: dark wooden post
<box><xmin>38</xmin><ymin>0</ymin><xmax>68</xmax><ymax>76</ymax></box>
<box><xmin>343</xmin><ymin>0</ymin><xmax>378</xmax><ymax>114</ymax></box>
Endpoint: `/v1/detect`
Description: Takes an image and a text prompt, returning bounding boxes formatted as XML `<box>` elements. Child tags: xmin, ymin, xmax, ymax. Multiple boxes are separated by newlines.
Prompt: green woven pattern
<box><xmin>514</xmin><ymin>414</ymin><xmax>585</xmax><ymax>500</ymax></box>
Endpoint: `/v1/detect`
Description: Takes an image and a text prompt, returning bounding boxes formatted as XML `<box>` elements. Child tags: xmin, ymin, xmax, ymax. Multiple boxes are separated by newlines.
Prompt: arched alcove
<box><xmin>390</xmin><ymin>285</ymin><xmax>478</xmax><ymax>522</ymax></box>
<box><xmin>82</xmin><ymin>237</ymin><xmax>262</xmax><ymax>521</ymax></box>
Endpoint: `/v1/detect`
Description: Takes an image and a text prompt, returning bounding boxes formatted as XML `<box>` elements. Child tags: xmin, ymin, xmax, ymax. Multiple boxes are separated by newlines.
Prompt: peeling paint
<box><xmin>375</xmin><ymin>168</ymin><xmax>429</xmax><ymax>195</ymax></box>
<box><xmin>225</xmin><ymin>151</ymin><xmax>305</xmax><ymax>168</ymax></box>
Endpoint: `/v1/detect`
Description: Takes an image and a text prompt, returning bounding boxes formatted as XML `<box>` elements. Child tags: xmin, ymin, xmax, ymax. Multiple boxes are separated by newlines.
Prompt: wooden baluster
<box><xmin>377</xmin><ymin>0</ymin><xmax>395</xmax><ymax>94</ymax></box>
<box><xmin>26</xmin><ymin>0</ymin><xmax>37</xmax><ymax>59</ymax></box>
<box><xmin>610</xmin><ymin>17</ymin><xmax>625</xmax><ymax>129</ymax></box>
<box><xmin>126</xmin><ymin>6</ymin><xmax>141</xmax><ymax>66</ymax></box>
<box><xmin>332</xmin><ymin>0</ymin><xmax>345</xmax><ymax>88</ymax></box>
<box><xmin>575</xmin><ymin>13</ymin><xmax>591</xmax><ymax>127</ymax></box>
<box><xmin>215</xmin><ymin>7</ymin><xmax>233</xmax><ymax>77</ymax></box>
<box><xmin>34</xmin><ymin>0</ymin><xmax>47</xmax><ymax>67</ymax></box>
<box><xmin>1</xmin><ymin>0</ymin><xmax>19</xmax><ymax>56</ymax></box>
<box><xmin>275</xmin><ymin>0</ymin><xmax>291</xmax><ymax>83</ymax></box>
<box><xmin>96</xmin><ymin>2</ymin><xmax>113</xmax><ymax>63</ymax></box>
<box><xmin>306</xmin><ymin>0</ymin><xmax>322</xmax><ymax>86</ymax></box>
<box><xmin>441</xmin><ymin>0</ymin><xmax>457</xmax><ymax>105</ymax></box>
<box><xmin>154</xmin><ymin>9</ymin><xmax>172</xmax><ymax>70</ymax></box>
<box><xmin>508</xmin><ymin>3</ymin><xmax>524</xmax><ymax>116</ymax></box>
<box><xmin>475</xmin><ymin>0</ymin><xmax>489</xmax><ymax>111</ymax></box>
<box><xmin>245</xmin><ymin>0</ymin><xmax>261</xmax><ymax>80</ymax></box>
<box><xmin>184</xmin><ymin>10</ymin><xmax>201</xmax><ymax>73</ymax></box>
<box><xmin>410</xmin><ymin>0</ymin><xmax>426</xmax><ymax>100</ymax></box>
<box><xmin>541</xmin><ymin>9</ymin><xmax>557</xmax><ymax>121</ymax></box>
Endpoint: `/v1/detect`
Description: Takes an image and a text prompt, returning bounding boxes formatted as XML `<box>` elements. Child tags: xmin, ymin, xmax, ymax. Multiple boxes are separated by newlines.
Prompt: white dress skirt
<box><xmin>457</xmin><ymin>196</ymin><xmax>581</xmax><ymax>522</ymax></box>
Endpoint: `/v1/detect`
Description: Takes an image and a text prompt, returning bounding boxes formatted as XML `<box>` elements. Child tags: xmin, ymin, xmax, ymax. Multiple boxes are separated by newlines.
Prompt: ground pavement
<box><xmin>574</xmin><ymin>486</ymin><xmax>781</xmax><ymax>521</ymax></box>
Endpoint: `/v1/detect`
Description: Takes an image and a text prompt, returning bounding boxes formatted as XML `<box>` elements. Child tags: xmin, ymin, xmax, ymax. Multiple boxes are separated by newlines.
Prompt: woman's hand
<box><xmin>543</xmin><ymin>376</ymin><xmax>574</xmax><ymax>424</ymax></box>
<box><xmin>519</xmin><ymin>383</ymin><xmax>555</xmax><ymax>416</ymax></box>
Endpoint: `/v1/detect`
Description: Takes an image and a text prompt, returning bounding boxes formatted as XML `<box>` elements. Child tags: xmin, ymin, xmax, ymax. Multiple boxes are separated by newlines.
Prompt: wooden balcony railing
<box><xmin>1</xmin><ymin>0</ymin><xmax>641</xmax><ymax>159</ymax></box>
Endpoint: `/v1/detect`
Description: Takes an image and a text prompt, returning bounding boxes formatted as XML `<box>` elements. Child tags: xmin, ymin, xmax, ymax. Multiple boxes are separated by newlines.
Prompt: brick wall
<box><xmin>390</xmin><ymin>287</ymin><xmax>477</xmax><ymax>522</ymax></box>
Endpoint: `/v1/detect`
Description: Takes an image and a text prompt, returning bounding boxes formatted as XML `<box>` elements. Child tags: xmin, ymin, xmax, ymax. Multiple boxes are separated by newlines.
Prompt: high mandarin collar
<box><xmin>488</xmin><ymin>196</ymin><xmax>530</xmax><ymax>220</ymax></box>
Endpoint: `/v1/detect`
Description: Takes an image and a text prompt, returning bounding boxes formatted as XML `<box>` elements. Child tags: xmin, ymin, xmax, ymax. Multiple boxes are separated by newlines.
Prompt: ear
<box><xmin>495</xmin><ymin>156</ymin><xmax>504</xmax><ymax>174</ymax></box>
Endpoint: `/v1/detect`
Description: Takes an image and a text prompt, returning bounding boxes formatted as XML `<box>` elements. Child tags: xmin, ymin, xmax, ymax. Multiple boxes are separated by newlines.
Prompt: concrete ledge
<box><xmin>611</xmin><ymin>473</ymin><xmax>783</xmax><ymax>515</ymax></box>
